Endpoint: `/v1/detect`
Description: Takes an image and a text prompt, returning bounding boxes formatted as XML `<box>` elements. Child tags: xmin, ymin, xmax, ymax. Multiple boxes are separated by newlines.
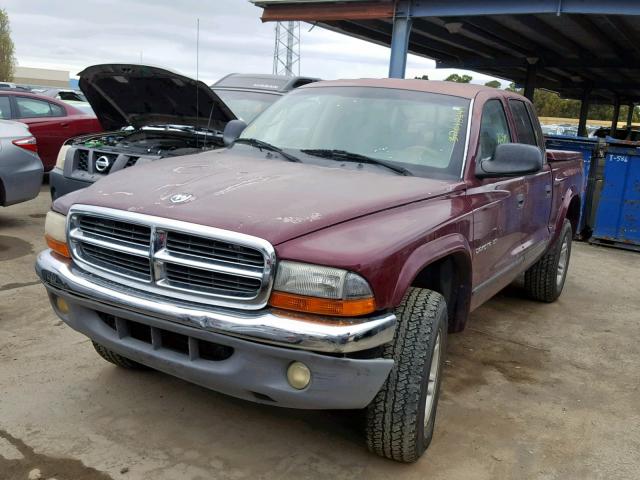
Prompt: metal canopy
<box><xmin>253</xmin><ymin>0</ymin><xmax>640</xmax><ymax>103</ymax></box>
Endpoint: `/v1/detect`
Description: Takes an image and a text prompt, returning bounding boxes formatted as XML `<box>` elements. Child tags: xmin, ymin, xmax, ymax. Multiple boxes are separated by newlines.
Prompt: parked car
<box><xmin>36</xmin><ymin>80</ymin><xmax>583</xmax><ymax>463</ymax></box>
<box><xmin>49</xmin><ymin>64</ymin><xmax>236</xmax><ymax>201</ymax></box>
<box><xmin>37</xmin><ymin>88</ymin><xmax>88</xmax><ymax>103</ymax></box>
<box><xmin>211</xmin><ymin>73</ymin><xmax>319</xmax><ymax>123</ymax></box>
<box><xmin>0</xmin><ymin>120</ymin><xmax>43</xmax><ymax>206</ymax></box>
<box><xmin>36</xmin><ymin>88</ymin><xmax>94</xmax><ymax>115</ymax></box>
<box><xmin>0</xmin><ymin>90</ymin><xmax>102</xmax><ymax>171</ymax></box>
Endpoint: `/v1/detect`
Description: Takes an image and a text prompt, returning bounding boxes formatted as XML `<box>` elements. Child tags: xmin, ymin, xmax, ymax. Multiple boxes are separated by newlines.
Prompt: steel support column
<box><xmin>610</xmin><ymin>98</ymin><xmax>621</xmax><ymax>136</ymax></box>
<box><xmin>578</xmin><ymin>86</ymin><xmax>591</xmax><ymax>137</ymax></box>
<box><xmin>523</xmin><ymin>62</ymin><xmax>537</xmax><ymax>101</ymax></box>
<box><xmin>388</xmin><ymin>15</ymin><xmax>412</xmax><ymax>78</ymax></box>
<box><xmin>627</xmin><ymin>104</ymin><xmax>635</xmax><ymax>128</ymax></box>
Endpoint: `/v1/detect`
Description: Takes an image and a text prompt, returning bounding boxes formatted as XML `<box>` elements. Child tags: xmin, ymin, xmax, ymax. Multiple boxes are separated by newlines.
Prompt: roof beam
<box><xmin>259</xmin><ymin>1</ymin><xmax>393</xmax><ymax>22</ymax></box>
<box><xmin>387</xmin><ymin>0</ymin><xmax>640</xmax><ymax>17</ymax></box>
<box><xmin>408</xmin><ymin>18</ymin><xmax>506</xmax><ymax>59</ymax></box>
<box><xmin>255</xmin><ymin>0</ymin><xmax>640</xmax><ymax>21</ymax></box>
<box><xmin>438</xmin><ymin>57</ymin><xmax>636</xmax><ymax>69</ymax></box>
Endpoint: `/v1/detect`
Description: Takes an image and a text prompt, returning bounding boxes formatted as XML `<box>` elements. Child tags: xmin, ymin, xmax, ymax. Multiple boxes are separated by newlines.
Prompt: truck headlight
<box><xmin>55</xmin><ymin>145</ymin><xmax>70</xmax><ymax>170</ymax></box>
<box><xmin>45</xmin><ymin>211</ymin><xmax>70</xmax><ymax>258</ymax></box>
<box><xmin>269</xmin><ymin>261</ymin><xmax>375</xmax><ymax>316</ymax></box>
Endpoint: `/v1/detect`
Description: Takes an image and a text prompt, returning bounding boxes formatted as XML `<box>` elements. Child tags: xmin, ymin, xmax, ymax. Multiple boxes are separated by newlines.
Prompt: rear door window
<box><xmin>15</xmin><ymin>97</ymin><xmax>66</xmax><ymax>118</ymax></box>
<box><xmin>0</xmin><ymin>96</ymin><xmax>11</xmax><ymax>119</ymax></box>
<box><xmin>509</xmin><ymin>100</ymin><xmax>537</xmax><ymax>146</ymax></box>
<box><xmin>478</xmin><ymin>99</ymin><xmax>511</xmax><ymax>161</ymax></box>
<box><xmin>49</xmin><ymin>102</ymin><xmax>66</xmax><ymax>117</ymax></box>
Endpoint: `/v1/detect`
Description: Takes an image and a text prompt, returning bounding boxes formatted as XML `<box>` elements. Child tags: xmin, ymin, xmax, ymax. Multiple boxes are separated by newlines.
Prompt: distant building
<box><xmin>13</xmin><ymin>66</ymin><xmax>70</xmax><ymax>88</ymax></box>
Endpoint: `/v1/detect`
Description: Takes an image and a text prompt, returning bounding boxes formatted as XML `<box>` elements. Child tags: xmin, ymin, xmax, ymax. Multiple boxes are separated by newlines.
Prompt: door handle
<box><xmin>545</xmin><ymin>184</ymin><xmax>552</xmax><ymax>197</ymax></box>
<box><xmin>516</xmin><ymin>193</ymin><xmax>525</xmax><ymax>208</ymax></box>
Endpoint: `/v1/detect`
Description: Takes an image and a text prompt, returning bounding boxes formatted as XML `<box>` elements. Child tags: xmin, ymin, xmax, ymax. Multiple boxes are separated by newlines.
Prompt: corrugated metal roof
<box><xmin>253</xmin><ymin>1</ymin><xmax>640</xmax><ymax>103</ymax></box>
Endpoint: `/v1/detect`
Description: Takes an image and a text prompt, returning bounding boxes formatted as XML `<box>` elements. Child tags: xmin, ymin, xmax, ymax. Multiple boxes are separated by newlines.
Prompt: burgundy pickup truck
<box><xmin>36</xmin><ymin>79</ymin><xmax>583</xmax><ymax>463</ymax></box>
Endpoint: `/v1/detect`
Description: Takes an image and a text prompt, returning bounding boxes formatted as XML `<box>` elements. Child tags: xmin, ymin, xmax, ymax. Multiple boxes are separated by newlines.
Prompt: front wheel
<box><xmin>365</xmin><ymin>288</ymin><xmax>448</xmax><ymax>463</ymax></box>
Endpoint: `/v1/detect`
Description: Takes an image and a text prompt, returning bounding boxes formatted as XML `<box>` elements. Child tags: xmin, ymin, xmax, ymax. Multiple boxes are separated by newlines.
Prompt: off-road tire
<box><xmin>365</xmin><ymin>288</ymin><xmax>448</xmax><ymax>463</ymax></box>
<box><xmin>524</xmin><ymin>219</ymin><xmax>572</xmax><ymax>302</ymax></box>
<box><xmin>92</xmin><ymin>342</ymin><xmax>148</xmax><ymax>370</ymax></box>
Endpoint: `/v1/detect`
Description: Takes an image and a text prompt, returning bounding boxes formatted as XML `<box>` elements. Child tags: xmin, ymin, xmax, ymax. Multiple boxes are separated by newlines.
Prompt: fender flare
<box><xmin>390</xmin><ymin>233</ymin><xmax>473</xmax><ymax>332</ymax></box>
<box><xmin>552</xmin><ymin>186</ymin><xmax>581</xmax><ymax>242</ymax></box>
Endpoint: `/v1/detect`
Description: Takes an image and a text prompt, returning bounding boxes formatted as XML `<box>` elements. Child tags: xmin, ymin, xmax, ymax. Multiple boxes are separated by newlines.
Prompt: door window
<box><xmin>15</xmin><ymin>97</ymin><xmax>66</xmax><ymax>118</ymax></box>
<box><xmin>0</xmin><ymin>96</ymin><xmax>11</xmax><ymax>119</ymax></box>
<box><xmin>478</xmin><ymin>99</ymin><xmax>511</xmax><ymax>161</ymax></box>
<box><xmin>509</xmin><ymin>100</ymin><xmax>537</xmax><ymax>145</ymax></box>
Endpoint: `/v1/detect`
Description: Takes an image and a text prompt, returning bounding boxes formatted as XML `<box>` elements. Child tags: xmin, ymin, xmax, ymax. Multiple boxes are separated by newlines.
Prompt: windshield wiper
<box><xmin>300</xmin><ymin>149</ymin><xmax>412</xmax><ymax>176</ymax></box>
<box><xmin>234</xmin><ymin>138</ymin><xmax>301</xmax><ymax>163</ymax></box>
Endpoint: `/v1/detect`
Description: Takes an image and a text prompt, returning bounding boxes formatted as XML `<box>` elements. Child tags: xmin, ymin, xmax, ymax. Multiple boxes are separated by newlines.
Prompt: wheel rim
<box><xmin>424</xmin><ymin>331</ymin><xmax>442</xmax><ymax>428</ymax></box>
<box><xmin>556</xmin><ymin>236</ymin><xmax>569</xmax><ymax>288</ymax></box>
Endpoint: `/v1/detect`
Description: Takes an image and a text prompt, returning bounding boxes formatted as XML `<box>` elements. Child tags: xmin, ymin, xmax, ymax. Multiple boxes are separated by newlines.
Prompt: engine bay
<box><xmin>68</xmin><ymin>127</ymin><xmax>224</xmax><ymax>158</ymax></box>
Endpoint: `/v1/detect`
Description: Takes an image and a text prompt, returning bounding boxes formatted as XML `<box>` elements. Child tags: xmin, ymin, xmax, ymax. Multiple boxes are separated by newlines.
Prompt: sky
<box><xmin>3</xmin><ymin>0</ymin><xmax>503</xmax><ymax>86</ymax></box>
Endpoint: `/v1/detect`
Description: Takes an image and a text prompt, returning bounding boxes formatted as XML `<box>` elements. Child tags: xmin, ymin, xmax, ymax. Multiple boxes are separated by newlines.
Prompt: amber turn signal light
<box><xmin>269</xmin><ymin>291</ymin><xmax>376</xmax><ymax>317</ymax></box>
<box><xmin>45</xmin><ymin>234</ymin><xmax>70</xmax><ymax>258</ymax></box>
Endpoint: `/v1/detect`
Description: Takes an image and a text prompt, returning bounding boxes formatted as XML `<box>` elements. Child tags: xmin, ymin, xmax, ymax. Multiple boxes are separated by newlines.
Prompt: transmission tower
<box><xmin>273</xmin><ymin>21</ymin><xmax>300</xmax><ymax>77</ymax></box>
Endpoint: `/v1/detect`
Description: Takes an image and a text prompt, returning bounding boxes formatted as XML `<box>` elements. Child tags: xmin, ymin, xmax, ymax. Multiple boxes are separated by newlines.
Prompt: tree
<box><xmin>414</xmin><ymin>75</ymin><xmax>429</xmax><ymax>80</ymax></box>
<box><xmin>0</xmin><ymin>9</ymin><xmax>16</xmax><ymax>82</ymax></box>
<box><xmin>444</xmin><ymin>73</ymin><xmax>472</xmax><ymax>83</ymax></box>
<box><xmin>484</xmin><ymin>80</ymin><xmax>501</xmax><ymax>88</ymax></box>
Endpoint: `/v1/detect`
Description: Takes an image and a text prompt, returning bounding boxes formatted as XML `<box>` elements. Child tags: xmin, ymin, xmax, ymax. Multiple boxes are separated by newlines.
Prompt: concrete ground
<box><xmin>1</xmin><ymin>187</ymin><xmax>639</xmax><ymax>480</ymax></box>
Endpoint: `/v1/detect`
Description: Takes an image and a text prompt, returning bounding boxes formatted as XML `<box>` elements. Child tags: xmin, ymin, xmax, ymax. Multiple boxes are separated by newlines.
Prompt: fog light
<box><xmin>287</xmin><ymin>361</ymin><xmax>311</xmax><ymax>390</ymax></box>
<box><xmin>55</xmin><ymin>296</ymin><xmax>69</xmax><ymax>314</ymax></box>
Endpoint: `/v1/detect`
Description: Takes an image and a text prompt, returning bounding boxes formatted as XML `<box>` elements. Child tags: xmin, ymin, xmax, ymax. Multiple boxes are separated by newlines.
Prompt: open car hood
<box><xmin>78</xmin><ymin>64</ymin><xmax>235</xmax><ymax>131</ymax></box>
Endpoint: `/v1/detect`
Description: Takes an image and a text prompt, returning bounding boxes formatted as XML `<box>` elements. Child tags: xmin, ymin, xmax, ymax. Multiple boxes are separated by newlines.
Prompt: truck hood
<box><xmin>54</xmin><ymin>149</ymin><xmax>463</xmax><ymax>245</ymax></box>
<box><xmin>78</xmin><ymin>64</ymin><xmax>235</xmax><ymax>131</ymax></box>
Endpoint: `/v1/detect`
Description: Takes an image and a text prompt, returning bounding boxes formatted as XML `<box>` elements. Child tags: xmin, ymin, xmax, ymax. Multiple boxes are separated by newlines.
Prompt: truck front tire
<box><xmin>92</xmin><ymin>342</ymin><xmax>148</xmax><ymax>370</ymax></box>
<box><xmin>365</xmin><ymin>288</ymin><xmax>448</xmax><ymax>463</ymax></box>
<box><xmin>524</xmin><ymin>219</ymin><xmax>572</xmax><ymax>302</ymax></box>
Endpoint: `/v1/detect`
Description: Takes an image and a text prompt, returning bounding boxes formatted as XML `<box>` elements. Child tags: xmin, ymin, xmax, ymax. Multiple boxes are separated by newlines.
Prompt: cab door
<box><xmin>469</xmin><ymin>98</ymin><xmax>526</xmax><ymax>306</ymax></box>
<box><xmin>507</xmin><ymin>99</ymin><xmax>553</xmax><ymax>265</ymax></box>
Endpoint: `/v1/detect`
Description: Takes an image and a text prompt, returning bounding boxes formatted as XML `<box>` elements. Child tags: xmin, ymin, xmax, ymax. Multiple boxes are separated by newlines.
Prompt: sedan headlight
<box><xmin>44</xmin><ymin>211</ymin><xmax>70</xmax><ymax>258</ymax></box>
<box><xmin>269</xmin><ymin>261</ymin><xmax>375</xmax><ymax>317</ymax></box>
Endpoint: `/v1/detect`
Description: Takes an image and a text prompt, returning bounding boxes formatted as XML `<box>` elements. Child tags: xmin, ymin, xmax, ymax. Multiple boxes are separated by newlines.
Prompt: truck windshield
<box><xmin>240</xmin><ymin>86</ymin><xmax>470</xmax><ymax>179</ymax></box>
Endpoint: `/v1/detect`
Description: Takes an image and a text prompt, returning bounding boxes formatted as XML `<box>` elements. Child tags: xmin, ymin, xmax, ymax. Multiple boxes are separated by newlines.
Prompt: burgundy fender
<box><xmin>551</xmin><ymin>186</ymin><xmax>581</xmax><ymax>243</ymax></box>
<box><xmin>391</xmin><ymin>233</ymin><xmax>473</xmax><ymax>332</ymax></box>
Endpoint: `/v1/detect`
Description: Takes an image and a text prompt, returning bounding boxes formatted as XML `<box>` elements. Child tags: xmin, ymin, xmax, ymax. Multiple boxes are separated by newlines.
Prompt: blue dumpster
<box><xmin>545</xmin><ymin>135</ymin><xmax>604</xmax><ymax>237</ymax></box>
<box><xmin>590</xmin><ymin>141</ymin><xmax>640</xmax><ymax>251</ymax></box>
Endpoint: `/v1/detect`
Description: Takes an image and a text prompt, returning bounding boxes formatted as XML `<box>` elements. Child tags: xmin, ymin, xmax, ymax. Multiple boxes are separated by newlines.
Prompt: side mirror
<box><xmin>476</xmin><ymin>143</ymin><xmax>543</xmax><ymax>178</ymax></box>
<box><xmin>223</xmin><ymin>119</ymin><xmax>247</xmax><ymax>146</ymax></box>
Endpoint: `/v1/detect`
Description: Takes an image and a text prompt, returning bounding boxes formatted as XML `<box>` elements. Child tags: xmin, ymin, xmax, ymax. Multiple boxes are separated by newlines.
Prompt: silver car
<box><xmin>0</xmin><ymin>120</ymin><xmax>43</xmax><ymax>206</ymax></box>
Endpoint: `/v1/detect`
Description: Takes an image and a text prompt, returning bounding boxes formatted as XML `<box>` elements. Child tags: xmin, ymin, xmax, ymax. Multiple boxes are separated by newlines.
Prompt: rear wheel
<box><xmin>365</xmin><ymin>288</ymin><xmax>448</xmax><ymax>463</ymax></box>
<box><xmin>524</xmin><ymin>219</ymin><xmax>572</xmax><ymax>302</ymax></box>
<box><xmin>92</xmin><ymin>342</ymin><xmax>148</xmax><ymax>370</ymax></box>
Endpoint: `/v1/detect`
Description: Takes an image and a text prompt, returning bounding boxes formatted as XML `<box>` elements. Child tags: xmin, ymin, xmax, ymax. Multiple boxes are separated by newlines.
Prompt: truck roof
<box><xmin>300</xmin><ymin>78</ymin><xmax>523</xmax><ymax>100</ymax></box>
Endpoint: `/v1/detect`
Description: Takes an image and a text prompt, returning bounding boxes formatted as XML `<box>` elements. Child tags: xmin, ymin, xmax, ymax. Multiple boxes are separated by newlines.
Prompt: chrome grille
<box><xmin>164</xmin><ymin>263</ymin><xmax>262</xmax><ymax>297</ymax></box>
<box><xmin>78</xmin><ymin>216</ymin><xmax>151</xmax><ymax>246</ymax></box>
<box><xmin>67</xmin><ymin>206</ymin><xmax>275</xmax><ymax>309</ymax></box>
<box><xmin>166</xmin><ymin>231</ymin><xmax>264</xmax><ymax>268</ymax></box>
<box><xmin>80</xmin><ymin>243</ymin><xmax>151</xmax><ymax>280</ymax></box>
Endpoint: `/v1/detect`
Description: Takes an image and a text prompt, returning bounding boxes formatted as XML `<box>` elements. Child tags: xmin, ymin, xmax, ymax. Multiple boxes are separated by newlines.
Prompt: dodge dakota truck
<box><xmin>36</xmin><ymin>79</ymin><xmax>583</xmax><ymax>463</ymax></box>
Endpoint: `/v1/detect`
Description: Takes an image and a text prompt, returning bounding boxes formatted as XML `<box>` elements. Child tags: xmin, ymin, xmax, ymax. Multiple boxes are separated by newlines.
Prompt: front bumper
<box><xmin>49</xmin><ymin>167</ymin><xmax>92</xmax><ymax>201</ymax></box>
<box><xmin>36</xmin><ymin>250</ymin><xmax>396</xmax><ymax>409</ymax></box>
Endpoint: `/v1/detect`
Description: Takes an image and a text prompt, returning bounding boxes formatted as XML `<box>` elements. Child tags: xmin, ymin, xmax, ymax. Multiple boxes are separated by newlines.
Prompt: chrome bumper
<box><xmin>35</xmin><ymin>250</ymin><xmax>396</xmax><ymax>354</ymax></box>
